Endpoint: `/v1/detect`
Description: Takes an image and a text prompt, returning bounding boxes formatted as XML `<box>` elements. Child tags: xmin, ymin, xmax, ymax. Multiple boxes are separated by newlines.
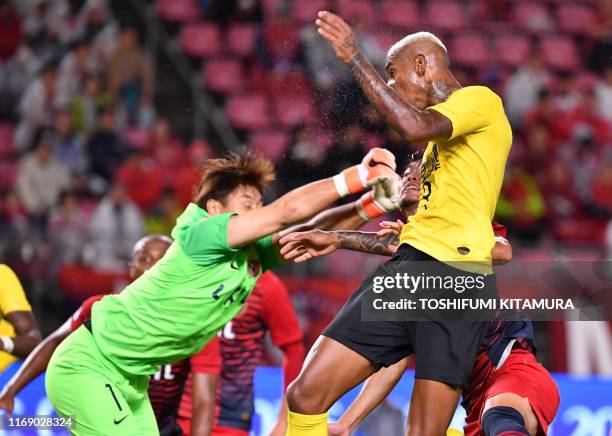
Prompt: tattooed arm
<box><xmin>278</xmin><ymin>230</ymin><xmax>398</xmax><ymax>263</ymax></box>
<box><xmin>314</xmin><ymin>11</ymin><xmax>452</xmax><ymax>143</ymax></box>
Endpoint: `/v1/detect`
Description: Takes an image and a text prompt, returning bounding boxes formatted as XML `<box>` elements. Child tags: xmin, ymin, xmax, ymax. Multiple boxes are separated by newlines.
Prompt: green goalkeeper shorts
<box><xmin>46</xmin><ymin>325</ymin><xmax>159</xmax><ymax>436</ymax></box>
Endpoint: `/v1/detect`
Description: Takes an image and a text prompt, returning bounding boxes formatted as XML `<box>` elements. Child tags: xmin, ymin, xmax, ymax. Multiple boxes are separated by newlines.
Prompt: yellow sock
<box><xmin>287</xmin><ymin>410</ymin><xmax>328</xmax><ymax>435</ymax></box>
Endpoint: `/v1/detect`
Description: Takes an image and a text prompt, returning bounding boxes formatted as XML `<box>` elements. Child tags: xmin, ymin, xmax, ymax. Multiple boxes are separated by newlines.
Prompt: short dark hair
<box><xmin>193</xmin><ymin>151</ymin><xmax>276</xmax><ymax>208</ymax></box>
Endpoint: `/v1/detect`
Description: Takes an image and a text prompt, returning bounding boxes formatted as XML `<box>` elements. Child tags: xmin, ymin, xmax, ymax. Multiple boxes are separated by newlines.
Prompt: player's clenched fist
<box><xmin>315</xmin><ymin>11</ymin><xmax>358</xmax><ymax>63</ymax></box>
<box><xmin>334</xmin><ymin>147</ymin><xmax>398</xmax><ymax>197</ymax></box>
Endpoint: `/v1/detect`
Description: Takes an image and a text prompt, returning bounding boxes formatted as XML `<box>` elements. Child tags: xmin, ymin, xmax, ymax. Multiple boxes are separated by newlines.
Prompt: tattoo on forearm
<box><xmin>336</xmin><ymin>231</ymin><xmax>398</xmax><ymax>256</ymax></box>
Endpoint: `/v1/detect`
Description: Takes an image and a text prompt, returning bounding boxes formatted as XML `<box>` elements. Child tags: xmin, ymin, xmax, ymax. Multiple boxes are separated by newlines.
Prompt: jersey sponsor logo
<box><xmin>420</xmin><ymin>144</ymin><xmax>440</xmax><ymax>209</ymax></box>
<box><xmin>230</xmin><ymin>261</ymin><xmax>239</xmax><ymax>270</ymax></box>
<box><xmin>219</xmin><ymin>321</ymin><xmax>236</xmax><ymax>340</ymax></box>
<box><xmin>457</xmin><ymin>246</ymin><xmax>470</xmax><ymax>255</ymax></box>
<box><xmin>113</xmin><ymin>415</ymin><xmax>128</xmax><ymax>425</ymax></box>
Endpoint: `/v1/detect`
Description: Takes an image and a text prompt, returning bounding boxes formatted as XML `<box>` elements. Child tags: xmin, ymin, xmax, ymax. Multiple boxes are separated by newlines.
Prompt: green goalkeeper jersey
<box><xmin>90</xmin><ymin>203</ymin><xmax>282</xmax><ymax>375</ymax></box>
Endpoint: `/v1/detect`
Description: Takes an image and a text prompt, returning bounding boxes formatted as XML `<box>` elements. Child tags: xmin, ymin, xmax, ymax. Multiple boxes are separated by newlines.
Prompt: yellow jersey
<box><xmin>399</xmin><ymin>86</ymin><xmax>512</xmax><ymax>273</ymax></box>
<box><xmin>0</xmin><ymin>264</ymin><xmax>33</xmax><ymax>370</ymax></box>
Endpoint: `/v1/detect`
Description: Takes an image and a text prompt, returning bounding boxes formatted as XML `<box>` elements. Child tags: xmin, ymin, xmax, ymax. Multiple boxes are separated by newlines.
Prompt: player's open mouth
<box><xmin>402</xmin><ymin>184</ymin><xmax>419</xmax><ymax>193</ymax></box>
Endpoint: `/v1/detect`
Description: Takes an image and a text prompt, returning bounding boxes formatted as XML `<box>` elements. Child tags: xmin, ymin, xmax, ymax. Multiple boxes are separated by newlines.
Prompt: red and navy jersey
<box><xmin>462</xmin><ymin>222</ymin><xmax>537</xmax><ymax>412</ymax></box>
<box><xmin>178</xmin><ymin>271</ymin><xmax>303</xmax><ymax>432</ymax></box>
<box><xmin>70</xmin><ymin>293</ymin><xmax>110</xmax><ymax>331</ymax></box>
<box><xmin>149</xmin><ymin>338</ymin><xmax>221</xmax><ymax>429</ymax></box>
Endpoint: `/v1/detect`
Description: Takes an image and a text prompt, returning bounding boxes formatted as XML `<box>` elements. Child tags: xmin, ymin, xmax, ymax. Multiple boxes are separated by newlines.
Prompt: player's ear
<box><xmin>206</xmin><ymin>198</ymin><xmax>223</xmax><ymax>215</ymax></box>
<box><xmin>414</xmin><ymin>54</ymin><xmax>426</xmax><ymax>76</ymax></box>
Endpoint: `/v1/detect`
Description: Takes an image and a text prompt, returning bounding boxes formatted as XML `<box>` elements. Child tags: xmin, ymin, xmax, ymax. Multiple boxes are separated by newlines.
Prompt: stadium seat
<box><xmin>540</xmin><ymin>37</ymin><xmax>580</xmax><ymax>70</ymax></box>
<box><xmin>262</xmin><ymin>0</ymin><xmax>283</xmax><ymax>16</ymax></box>
<box><xmin>179</xmin><ymin>23</ymin><xmax>221</xmax><ymax>58</ymax></box>
<box><xmin>372</xmin><ymin>32</ymin><xmax>400</xmax><ymax>55</ymax></box>
<box><xmin>226</xmin><ymin>94</ymin><xmax>271</xmax><ymax>130</ymax></box>
<box><xmin>0</xmin><ymin>162</ymin><xmax>18</xmax><ymax>192</ymax></box>
<box><xmin>557</xmin><ymin>4</ymin><xmax>598</xmax><ymax>35</ymax></box>
<box><xmin>425</xmin><ymin>1</ymin><xmax>466</xmax><ymax>31</ymax></box>
<box><xmin>261</xmin><ymin>70</ymin><xmax>312</xmax><ymax>99</ymax></box>
<box><xmin>226</xmin><ymin>24</ymin><xmax>258</xmax><ymax>57</ymax></box>
<box><xmin>379</xmin><ymin>0</ymin><xmax>419</xmax><ymax>30</ymax></box>
<box><xmin>202</xmin><ymin>59</ymin><xmax>244</xmax><ymax>93</ymax></box>
<box><xmin>0</xmin><ymin>123</ymin><xmax>15</xmax><ymax>158</ymax></box>
<box><xmin>495</xmin><ymin>35</ymin><xmax>531</xmax><ymax>68</ymax></box>
<box><xmin>250</xmin><ymin>130</ymin><xmax>290</xmax><ymax>162</ymax></box>
<box><xmin>273</xmin><ymin>95</ymin><xmax>317</xmax><ymax>127</ymax></box>
<box><xmin>337</xmin><ymin>0</ymin><xmax>376</xmax><ymax>26</ymax></box>
<box><xmin>292</xmin><ymin>0</ymin><xmax>328</xmax><ymax>23</ymax></box>
<box><xmin>156</xmin><ymin>0</ymin><xmax>198</xmax><ymax>23</ymax></box>
<box><xmin>450</xmin><ymin>34</ymin><xmax>488</xmax><ymax>68</ymax></box>
<box><xmin>512</xmin><ymin>3</ymin><xmax>554</xmax><ymax>33</ymax></box>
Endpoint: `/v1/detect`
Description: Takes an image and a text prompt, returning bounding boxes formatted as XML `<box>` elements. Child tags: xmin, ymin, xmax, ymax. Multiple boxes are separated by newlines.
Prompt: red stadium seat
<box><xmin>292</xmin><ymin>0</ymin><xmax>328</xmax><ymax>23</ymax></box>
<box><xmin>179</xmin><ymin>23</ymin><xmax>221</xmax><ymax>58</ymax></box>
<box><xmin>425</xmin><ymin>1</ymin><xmax>466</xmax><ymax>32</ymax></box>
<box><xmin>156</xmin><ymin>0</ymin><xmax>198</xmax><ymax>23</ymax></box>
<box><xmin>540</xmin><ymin>37</ymin><xmax>580</xmax><ymax>70</ymax></box>
<box><xmin>261</xmin><ymin>70</ymin><xmax>312</xmax><ymax>99</ymax></box>
<box><xmin>226</xmin><ymin>24</ymin><xmax>258</xmax><ymax>57</ymax></box>
<box><xmin>337</xmin><ymin>0</ymin><xmax>376</xmax><ymax>26</ymax></box>
<box><xmin>250</xmin><ymin>130</ymin><xmax>290</xmax><ymax>162</ymax></box>
<box><xmin>202</xmin><ymin>59</ymin><xmax>244</xmax><ymax>93</ymax></box>
<box><xmin>273</xmin><ymin>95</ymin><xmax>317</xmax><ymax>127</ymax></box>
<box><xmin>512</xmin><ymin>3</ymin><xmax>554</xmax><ymax>33</ymax></box>
<box><xmin>379</xmin><ymin>0</ymin><xmax>419</xmax><ymax>30</ymax></box>
<box><xmin>0</xmin><ymin>162</ymin><xmax>18</xmax><ymax>192</ymax></box>
<box><xmin>372</xmin><ymin>32</ymin><xmax>400</xmax><ymax>55</ymax></box>
<box><xmin>557</xmin><ymin>4</ymin><xmax>598</xmax><ymax>35</ymax></box>
<box><xmin>495</xmin><ymin>35</ymin><xmax>531</xmax><ymax>68</ymax></box>
<box><xmin>0</xmin><ymin>123</ymin><xmax>15</xmax><ymax>158</ymax></box>
<box><xmin>262</xmin><ymin>0</ymin><xmax>283</xmax><ymax>16</ymax></box>
<box><xmin>226</xmin><ymin>94</ymin><xmax>271</xmax><ymax>130</ymax></box>
<box><xmin>450</xmin><ymin>34</ymin><xmax>489</xmax><ymax>68</ymax></box>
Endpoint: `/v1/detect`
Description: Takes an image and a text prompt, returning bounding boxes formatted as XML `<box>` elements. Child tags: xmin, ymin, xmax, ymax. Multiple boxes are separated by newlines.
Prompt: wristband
<box><xmin>356</xmin><ymin>191</ymin><xmax>385</xmax><ymax>221</ymax></box>
<box><xmin>0</xmin><ymin>336</ymin><xmax>14</xmax><ymax>354</ymax></box>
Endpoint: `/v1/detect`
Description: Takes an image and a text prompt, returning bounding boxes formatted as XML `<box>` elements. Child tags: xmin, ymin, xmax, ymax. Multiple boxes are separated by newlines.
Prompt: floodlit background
<box><xmin>0</xmin><ymin>0</ymin><xmax>611</xmax><ymax>434</ymax></box>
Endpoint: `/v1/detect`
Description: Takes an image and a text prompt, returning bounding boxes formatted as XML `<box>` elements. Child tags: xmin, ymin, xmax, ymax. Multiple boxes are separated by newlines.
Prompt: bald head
<box><xmin>129</xmin><ymin>234</ymin><xmax>173</xmax><ymax>279</ymax></box>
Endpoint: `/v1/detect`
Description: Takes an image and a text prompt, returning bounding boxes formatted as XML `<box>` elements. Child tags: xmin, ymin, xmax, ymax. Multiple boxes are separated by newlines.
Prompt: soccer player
<box><xmin>0</xmin><ymin>264</ymin><xmax>42</xmax><ymax>371</ymax></box>
<box><xmin>281</xmin><ymin>160</ymin><xmax>559</xmax><ymax>436</ymax></box>
<box><xmin>0</xmin><ymin>236</ymin><xmax>222</xmax><ymax>435</ymax></box>
<box><xmin>44</xmin><ymin>150</ymin><xmax>398</xmax><ymax>435</ymax></box>
<box><xmin>280</xmin><ymin>11</ymin><xmax>513</xmax><ymax>435</ymax></box>
<box><xmin>177</xmin><ymin>271</ymin><xmax>304</xmax><ymax>436</ymax></box>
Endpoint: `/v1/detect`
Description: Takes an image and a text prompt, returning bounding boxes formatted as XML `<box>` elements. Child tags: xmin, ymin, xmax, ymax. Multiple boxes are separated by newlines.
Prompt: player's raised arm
<box><xmin>224</xmin><ymin>148</ymin><xmax>398</xmax><ymax>248</ymax></box>
<box><xmin>315</xmin><ymin>11</ymin><xmax>452</xmax><ymax>143</ymax></box>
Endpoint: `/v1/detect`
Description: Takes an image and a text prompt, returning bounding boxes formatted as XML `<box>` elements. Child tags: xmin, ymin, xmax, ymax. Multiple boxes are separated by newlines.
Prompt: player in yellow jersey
<box><xmin>282</xmin><ymin>12</ymin><xmax>512</xmax><ymax>436</ymax></box>
<box><xmin>0</xmin><ymin>265</ymin><xmax>41</xmax><ymax>371</ymax></box>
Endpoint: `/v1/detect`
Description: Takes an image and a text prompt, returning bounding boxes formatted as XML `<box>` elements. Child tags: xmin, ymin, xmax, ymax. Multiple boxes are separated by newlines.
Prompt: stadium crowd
<box><xmin>0</xmin><ymin>0</ymin><xmax>611</xmax><ymax>326</ymax></box>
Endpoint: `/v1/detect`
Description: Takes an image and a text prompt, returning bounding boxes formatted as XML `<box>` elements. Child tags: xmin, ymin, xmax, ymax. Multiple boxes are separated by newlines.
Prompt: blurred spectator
<box><xmin>0</xmin><ymin>0</ymin><xmax>22</xmax><ymax>62</ymax></box>
<box><xmin>15</xmin><ymin>139</ymin><xmax>70</xmax><ymax>218</ymax></box>
<box><xmin>299</xmin><ymin>25</ymin><xmax>348</xmax><ymax>91</ymax></box>
<box><xmin>70</xmin><ymin>73</ymin><xmax>110</xmax><ymax>133</ymax></box>
<box><xmin>520</xmin><ymin>122</ymin><xmax>552</xmax><ymax>173</ymax></box>
<box><xmin>496</xmin><ymin>166</ymin><xmax>546</xmax><ymax>241</ymax></box>
<box><xmin>539</xmin><ymin>161</ymin><xmax>582</xmax><ymax>224</ymax></box>
<box><xmin>13</xmin><ymin>60</ymin><xmax>59</xmax><ymax>152</ymax></box>
<box><xmin>88</xmin><ymin>182</ymin><xmax>144</xmax><ymax>271</ymax></box>
<box><xmin>115</xmin><ymin>149</ymin><xmax>164</xmax><ymax>212</ymax></box>
<box><xmin>56</xmin><ymin>37</ymin><xmax>99</xmax><ymax>107</ymax></box>
<box><xmin>504</xmin><ymin>49</ymin><xmax>550</xmax><ymax>126</ymax></box>
<box><xmin>45</xmin><ymin>110</ymin><xmax>86</xmax><ymax>174</ymax></box>
<box><xmin>590</xmin><ymin>160</ymin><xmax>612</xmax><ymax>214</ymax></box>
<box><xmin>278</xmin><ymin>125</ymin><xmax>323</xmax><ymax>192</ymax></box>
<box><xmin>0</xmin><ymin>191</ymin><xmax>28</xmax><ymax>235</ymax></box>
<box><xmin>21</xmin><ymin>0</ymin><xmax>65</xmax><ymax>55</ymax></box>
<box><xmin>595</xmin><ymin>64</ymin><xmax>612</xmax><ymax>122</ymax></box>
<box><xmin>147</xmin><ymin>117</ymin><xmax>184</xmax><ymax>185</ymax></box>
<box><xmin>144</xmin><ymin>188</ymin><xmax>181</xmax><ymax>236</ymax></box>
<box><xmin>107</xmin><ymin>27</ymin><xmax>154</xmax><ymax>128</ymax></box>
<box><xmin>48</xmin><ymin>190</ymin><xmax>89</xmax><ymax>272</ymax></box>
<box><xmin>562</xmin><ymin>88</ymin><xmax>610</xmax><ymax>146</ymax></box>
<box><xmin>322</xmin><ymin>125</ymin><xmax>367</xmax><ymax>176</ymax></box>
<box><xmin>75</xmin><ymin>0</ymin><xmax>117</xmax><ymax>59</ymax></box>
<box><xmin>86</xmin><ymin>107</ymin><xmax>128</xmax><ymax>186</ymax></box>
<box><xmin>523</xmin><ymin>89</ymin><xmax>565</xmax><ymax>147</ymax></box>
<box><xmin>174</xmin><ymin>140</ymin><xmax>213</xmax><ymax>207</ymax></box>
<box><xmin>554</xmin><ymin>72</ymin><xmax>580</xmax><ymax>113</ymax></box>
<box><xmin>0</xmin><ymin>41</ymin><xmax>41</xmax><ymax>112</ymax></box>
